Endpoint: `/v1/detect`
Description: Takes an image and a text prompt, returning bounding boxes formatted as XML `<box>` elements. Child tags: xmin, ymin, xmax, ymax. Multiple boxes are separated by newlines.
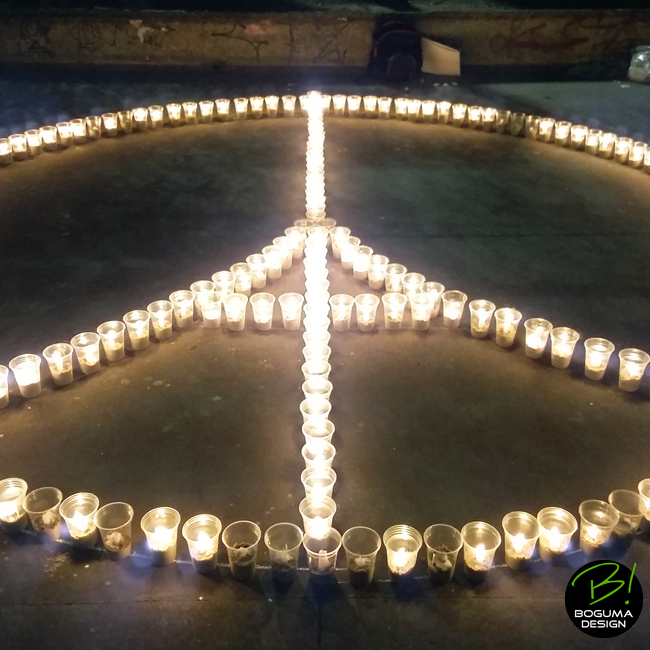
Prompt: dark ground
<box><xmin>0</xmin><ymin>74</ymin><xmax>650</xmax><ymax>649</ymax></box>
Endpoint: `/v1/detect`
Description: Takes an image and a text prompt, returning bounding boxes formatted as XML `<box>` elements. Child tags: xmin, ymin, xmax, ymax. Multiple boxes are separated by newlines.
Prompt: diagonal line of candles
<box><xmin>1</xmin><ymin>92</ymin><xmax>650</xmax><ymax>587</ymax></box>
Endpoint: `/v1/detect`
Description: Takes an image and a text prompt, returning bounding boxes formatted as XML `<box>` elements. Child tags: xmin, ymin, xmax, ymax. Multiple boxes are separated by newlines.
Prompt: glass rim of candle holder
<box><xmin>303</xmin><ymin>330</ymin><xmax>331</xmax><ymax>345</ymax></box>
<box><xmin>381</xmin><ymin>293</ymin><xmax>408</xmax><ymax>307</ymax></box>
<box><xmin>536</xmin><ymin>506</ymin><xmax>577</xmax><ymax>537</ymax></box>
<box><xmin>301</xmin><ymin>441</ymin><xmax>336</xmax><ymax>467</ymax></box>
<box><xmin>382</xmin><ymin>524</ymin><xmax>423</xmax><ymax>561</ymax></box>
<box><xmin>190</xmin><ymin>280</ymin><xmax>215</xmax><ymax>295</ymax></box>
<box><xmin>303</xmin><ymin>315</ymin><xmax>330</xmax><ymax>331</ymax></box>
<box><xmin>221</xmin><ymin>519</ymin><xmax>261</xmax><ymax>551</ymax></box>
<box><xmin>299</xmin><ymin>495</ymin><xmax>336</xmax><ymax>525</ymax></box>
<box><xmin>502</xmin><ymin>510</ymin><xmax>539</xmax><ymax>542</ymax></box>
<box><xmin>303</xmin><ymin>526</ymin><xmax>341</xmax><ymax>556</ymax></box>
<box><xmin>9</xmin><ymin>353</ymin><xmax>41</xmax><ymax>372</ymax></box>
<box><xmin>342</xmin><ymin>525</ymin><xmax>382</xmax><ymax>557</ymax></box>
<box><xmin>97</xmin><ymin>320</ymin><xmax>125</xmax><ymax>337</ymax></box>
<box><xmin>0</xmin><ymin>477</ymin><xmax>28</xmax><ymax>522</ymax></box>
<box><xmin>211</xmin><ymin>271</ymin><xmax>235</xmax><ymax>289</ymax></box>
<box><xmin>419</xmin><ymin>281</ymin><xmax>444</xmax><ymax>296</ymax></box>
<box><xmin>94</xmin><ymin>501</ymin><xmax>134</xmax><ymax>532</ymax></box>
<box><xmin>141</xmin><ymin>506</ymin><xmax>181</xmax><ymax>536</ymax></box>
<box><xmin>423</xmin><ymin>523</ymin><xmax>463</xmax><ymax>555</ymax></box>
<box><xmin>302</xmin><ymin>378</ymin><xmax>333</xmax><ymax>400</ymax></box>
<box><xmin>123</xmin><ymin>309</ymin><xmax>150</xmax><ymax>326</ymax></box>
<box><xmin>301</xmin><ymin>360</ymin><xmax>332</xmax><ymax>382</ymax></box>
<box><xmin>60</xmin><ymin>492</ymin><xmax>100</xmax><ymax>528</ymax></box>
<box><xmin>223</xmin><ymin>292</ymin><xmax>248</xmax><ymax>307</ymax></box>
<box><xmin>301</xmin><ymin>466</ymin><xmax>337</xmax><ymax>495</ymax></box>
<box><xmin>264</xmin><ymin>522</ymin><xmax>304</xmax><ymax>555</ymax></box>
<box><xmin>182</xmin><ymin>513</ymin><xmax>223</xmax><ymax>547</ymax></box>
<box><xmin>71</xmin><ymin>331</ymin><xmax>100</xmax><ymax>350</ymax></box>
<box><xmin>461</xmin><ymin>521</ymin><xmax>501</xmax><ymax>553</ymax></box>
<box><xmin>550</xmin><ymin>326</ymin><xmax>580</xmax><ymax>344</ymax></box>
<box><xmin>441</xmin><ymin>289</ymin><xmax>467</xmax><ymax>303</ymax></box>
<box><xmin>524</xmin><ymin>317</ymin><xmax>552</xmax><ymax>333</ymax></box>
<box><xmin>579</xmin><ymin>499</ymin><xmax>619</xmax><ymax>531</ymax></box>
<box><xmin>43</xmin><ymin>342</ymin><xmax>74</xmax><ymax>361</ymax></box>
<box><xmin>607</xmin><ymin>489</ymin><xmax>646</xmax><ymax>521</ymax></box>
<box><xmin>385</xmin><ymin>262</ymin><xmax>407</xmax><ymax>276</ymax></box>
<box><xmin>355</xmin><ymin>293</ymin><xmax>380</xmax><ymax>308</ymax></box>
<box><xmin>494</xmin><ymin>306</ymin><xmax>522</xmax><ymax>322</ymax></box>
<box><xmin>584</xmin><ymin>337</ymin><xmax>614</xmax><ymax>355</ymax></box>
<box><xmin>402</xmin><ymin>271</ymin><xmax>425</xmax><ymax>288</ymax></box>
<box><xmin>369</xmin><ymin>253</ymin><xmax>389</xmax><ymax>266</ymax></box>
<box><xmin>24</xmin><ymin>486</ymin><xmax>63</xmax><ymax>517</ymax></box>
<box><xmin>618</xmin><ymin>347</ymin><xmax>650</xmax><ymax>366</ymax></box>
<box><xmin>638</xmin><ymin>480</ymin><xmax>650</xmax><ymax>514</ymax></box>
<box><xmin>147</xmin><ymin>299</ymin><xmax>173</xmax><ymax>314</ymax></box>
<box><xmin>329</xmin><ymin>293</ymin><xmax>354</xmax><ymax>309</ymax></box>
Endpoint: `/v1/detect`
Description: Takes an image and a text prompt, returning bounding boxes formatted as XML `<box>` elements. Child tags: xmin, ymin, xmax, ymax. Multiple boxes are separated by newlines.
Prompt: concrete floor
<box><xmin>1</xmin><ymin>77</ymin><xmax>650</xmax><ymax>649</ymax></box>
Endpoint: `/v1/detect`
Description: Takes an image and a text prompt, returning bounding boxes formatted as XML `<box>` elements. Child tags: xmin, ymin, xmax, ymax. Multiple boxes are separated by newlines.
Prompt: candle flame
<box><xmin>475</xmin><ymin>543</ymin><xmax>486</xmax><ymax>563</ymax></box>
<box><xmin>512</xmin><ymin>533</ymin><xmax>526</xmax><ymax>554</ymax></box>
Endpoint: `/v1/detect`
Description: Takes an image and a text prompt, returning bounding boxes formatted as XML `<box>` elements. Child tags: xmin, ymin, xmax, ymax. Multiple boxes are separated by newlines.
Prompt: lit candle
<box><xmin>42</xmin><ymin>343</ymin><xmax>75</xmax><ymax>385</ymax></box>
<box><xmin>367</xmin><ymin>254</ymin><xmax>389</xmax><ymax>290</ymax></box>
<box><xmin>303</xmin><ymin>528</ymin><xmax>341</xmax><ymax>576</ymax></box>
<box><xmin>510</xmin><ymin>112</ymin><xmax>526</xmax><ymax>137</ymax></box>
<box><xmin>190</xmin><ymin>280</ymin><xmax>216</xmax><ymax>317</ymax></box>
<box><xmin>618</xmin><ymin>348</ymin><xmax>650</xmax><ymax>392</ymax></box>
<box><xmin>95</xmin><ymin>502</ymin><xmax>134</xmax><ymax>560</ymax></box>
<box><xmin>353</xmin><ymin>245</ymin><xmax>373</xmax><ymax>281</ymax></box>
<box><xmin>629</xmin><ymin>141</ymin><xmax>647</xmax><ymax>168</ymax></box>
<box><xmin>0</xmin><ymin>478</ymin><xmax>28</xmax><ymax>532</ymax></box>
<box><xmin>451</xmin><ymin>103</ymin><xmax>468</xmax><ymax>127</ymax></box>
<box><xmin>585</xmin><ymin>128</ymin><xmax>602</xmax><ymax>155</ymax></box>
<box><xmin>71</xmin><ymin>332</ymin><xmax>102</xmax><ymax>374</ymax></box>
<box><xmin>441</xmin><ymin>290</ymin><xmax>467</xmax><ymax>329</ymax></box>
<box><xmin>56</xmin><ymin>122</ymin><xmax>73</xmax><ymax>147</ymax></box>
<box><xmin>615</xmin><ymin>136</ymin><xmax>633</xmax><ymax>164</ymax></box>
<box><xmin>384</xmin><ymin>263</ymin><xmax>407</xmax><ymax>292</ymax></box>
<box><xmin>461</xmin><ymin>521</ymin><xmax>501</xmax><ymax>582</ymax></box>
<box><xmin>223</xmin><ymin>294</ymin><xmax>248</xmax><ymax>332</ymax></box>
<box><xmin>302</xmin><ymin>343</ymin><xmax>331</xmax><ymax>364</ymax></box>
<box><xmin>39</xmin><ymin>126</ymin><xmax>59</xmax><ymax>151</ymax></box>
<box><xmin>382</xmin><ymin>293</ymin><xmax>408</xmax><ymax>330</ymax></box>
<box><xmin>421</xmin><ymin>100</ymin><xmax>436</xmax><ymax>123</ymax></box>
<box><xmin>481</xmin><ymin>107</ymin><xmax>497</xmax><ymax>131</ymax></box>
<box><xmin>245</xmin><ymin>254</ymin><xmax>268</xmax><ymax>289</ymax></box>
<box><xmin>182</xmin><ymin>102</ymin><xmax>198</xmax><ymax>125</ymax></box>
<box><xmin>169</xmin><ymin>290</ymin><xmax>195</xmax><ymax>329</ymax></box>
<box><xmin>213</xmin><ymin>98</ymin><xmax>230</xmax><ymax>121</ymax></box>
<box><xmin>339</xmin><ymin>236</ymin><xmax>361</xmax><ymax>271</ymax></box>
<box><xmin>234</xmin><ymin>97</ymin><xmax>248</xmax><ymax>119</ymax></box>
<box><xmin>330</xmin><ymin>226</ymin><xmax>350</xmax><ymax>259</ymax></box>
<box><xmin>383</xmin><ymin>525</ymin><xmax>422</xmax><ymax>578</ymax></box>
<box><xmin>123</xmin><ymin>310</ymin><xmax>151</xmax><ymax>350</ymax></box>
<box><xmin>228</xmin><ymin>263</ymin><xmax>252</xmax><ymax>296</ymax></box>
<box><xmin>583</xmin><ymin>337</ymin><xmax>615</xmax><ymax>380</ymax></box>
<box><xmin>378</xmin><ymin>96</ymin><xmax>392</xmax><ymax>119</ymax></box>
<box><xmin>410</xmin><ymin>294</ymin><xmax>433</xmax><ymax>330</ymax></box>
<box><xmin>347</xmin><ymin>94</ymin><xmax>361</xmax><ymax>117</ymax></box>
<box><xmin>69</xmin><ymin>119</ymin><xmax>87</xmax><ymax>144</ymax></box>
<box><xmin>199</xmin><ymin>100</ymin><xmax>214</xmax><ymax>123</ymax></box>
<box><xmin>147</xmin><ymin>300</ymin><xmax>174</xmax><ymax>339</ymax></box>
<box><xmin>278</xmin><ymin>293</ymin><xmax>305</xmax><ymax>330</ymax></box>
<box><xmin>165</xmin><ymin>103</ymin><xmax>182</xmax><ymax>127</ymax></box>
<box><xmin>248</xmin><ymin>96</ymin><xmax>263</xmax><ymax>119</ymax></box>
<box><xmin>494</xmin><ymin>307</ymin><xmax>522</xmax><ymax>348</ymax></box>
<box><xmin>301</xmin><ymin>441</ymin><xmax>336</xmax><ymax>469</ymax></box>
<box><xmin>537</xmin><ymin>506</ymin><xmax>577</xmax><ymax>562</ymax></box>
<box><xmin>148</xmin><ymin>105</ymin><xmax>164</xmax><ymax>128</ymax></box>
<box><xmin>0</xmin><ymin>137</ymin><xmax>13</xmax><ymax>164</ymax></box>
<box><xmin>363</xmin><ymin>95</ymin><xmax>378</xmax><ymax>117</ymax></box>
<box><xmin>467</xmin><ymin>105</ymin><xmax>482</xmax><ymax>129</ymax></box>
<box><xmin>281</xmin><ymin>95</ymin><xmax>296</xmax><ymax>117</ymax></box>
<box><xmin>301</xmin><ymin>360</ymin><xmax>331</xmax><ymax>383</ymax></box>
<box><xmin>101</xmin><ymin>112</ymin><xmax>118</xmax><ymax>136</ymax></box>
<box><xmin>222</xmin><ymin>520</ymin><xmax>261</xmax><ymax>581</ymax></box>
<box><xmin>132</xmin><ymin>107</ymin><xmax>148</xmax><ymax>131</ymax></box>
<box><xmin>570</xmin><ymin>124</ymin><xmax>588</xmax><ymax>150</ymax></box>
<box><xmin>25</xmin><ymin>129</ymin><xmax>43</xmax><ymax>156</ymax></box>
<box><xmin>262</xmin><ymin>245</ymin><xmax>283</xmax><ymax>280</ymax></box>
<box><xmin>523</xmin><ymin>318</ymin><xmax>553</xmax><ymax>358</ymax></box>
<box><xmin>332</xmin><ymin>94</ymin><xmax>347</xmax><ymax>116</ymax></box>
<box><xmin>60</xmin><ymin>492</ymin><xmax>99</xmax><ymax>548</ymax></box>
<box><xmin>182</xmin><ymin>514</ymin><xmax>222</xmax><ymax>574</ymax></box>
<box><xmin>9</xmin><ymin>353</ymin><xmax>42</xmax><ymax>397</ymax></box>
<box><xmin>538</xmin><ymin>117</ymin><xmax>555</xmax><ymax>143</ymax></box>
<box><xmin>468</xmin><ymin>300</ymin><xmax>496</xmax><ymax>339</ymax></box>
<box><xmin>23</xmin><ymin>487</ymin><xmax>63</xmax><ymax>541</ymax></box>
<box><xmin>299</xmin><ymin>496</ymin><xmax>336</xmax><ymax>537</ymax></box>
<box><xmin>354</xmin><ymin>294</ymin><xmax>380</xmax><ymax>332</ymax></box>
<box><xmin>436</xmin><ymin>101</ymin><xmax>452</xmax><ymax>124</ymax></box>
<box><xmin>554</xmin><ymin>121</ymin><xmax>571</xmax><ymax>146</ymax></box>
<box><xmin>329</xmin><ymin>294</ymin><xmax>354</xmax><ymax>332</ymax></box>
<box><xmin>272</xmin><ymin>236</ymin><xmax>294</xmax><ymax>270</ymax></box>
<box><xmin>525</xmin><ymin>114</ymin><xmax>540</xmax><ymax>140</ymax></box>
<box><xmin>96</xmin><ymin>322</ymin><xmax>126</xmax><ymax>362</ymax></box>
<box><xmin>200</xmin><ymin>292</ymin><xmax>222</xmax><ymax>328</ymax></box>
<box><xmin>302</xmin><ymin>378</ymin><xmax>333</xmax><ymax>404</ymax></box>
<box><xmin>250</xmin><ymin>293</ymin><xmax>275</xmax><ymax>330</ymax></box>
<box><xmin>550</xmin><ymin>327</ymin><xmax>580</xmax><ymax>369</ymax></box>
<box><xmin>638</xmin><ymin>479</ymin><xmax>650</xmax><ymax>523</ymax></box>
<box><xmin>502</xmin><ymin>511</ymin><xmax>539</xmax><ymax>571</ymax></box>
<box><xmin>407</xmin><ymin>98</ymin><xmax>421</xmax><ymax>122</ymax></box>
<box><xmin>117</xmin><ymin>110</ymin><xmax>134</xmax><ymax>134</ymax></box>
<box><xmin>0</xmin><ymin>365</ymin><xmax>8</xmax><ymax>408</ymax></box>
<box><xmin>579</xmin><ymin>500</ymin><xmax>619</xmax><ymax>557</ymax></box>
<box><xmin>86</xmin><ymin>116</ymin><xmax>102</xmax><ymax>140</ymax></box>
<box><xmin>141</xmin><ymin>507</ymin><xmax>181</xmax><ymax>566</ymax></box>
<box><xmin>264</xmin><ymin>95</ymin><xmax>279</xmax><ymax>118</ymax></box>
<box><xmin>495</xmin><ymin>109</ymin><xmax>510</xmax><ymax>134</ymax></box>
<box><xmin>299</xmin><ymin>398</ymin><xmax>332</xmax><ymax>426</ymax></box>
<box><xmin>402</xmin><ymin>272</ymin><xmax>425</xmax><ymax>304</ymax></box>
<box><xmin>598</xmin><ymin>132</ymin><xmax>616</xmax><ymax>158</ymax></box>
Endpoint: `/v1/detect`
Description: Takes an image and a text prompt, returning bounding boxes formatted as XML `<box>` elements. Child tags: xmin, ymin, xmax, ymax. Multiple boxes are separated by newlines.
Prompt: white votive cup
<box><xmin>502</xmin><ymin>511</ymin><xmax>539</xmax><ymax>571</ymax></box>
<box><xmin>95</xmin><ymin>502</ymin><xmax>134</xmax><ymax>560</ymax></box>
<box><xmin>60</xmin><ymin>492</ymin><xmax>99</xmax><ymax>548</ymax></box>
<box><xmin>330</xmin><ymin>294</ymin><xmax>354</xmax><ymax>332</ymax></box>
<box><xmin>441</xmin><ymin>291</ymin><xmax>467</xmax><ymax>329</ymax></box>
<box><xmin>71</xmin><ymin>333</ymin><xmax>101</xmax><ymax>375</ymax></box>
<box><xmin>494</xmin><ymin>307</ymin><xmax>522</xmax><ymax>348</ymax></box>
<box><xmin>24</xmin><ymin>487</ymin><xmax>63</xmax><ymax>541</ymax></box>
<box><xmin>97</xmin><ymin>321</ymin><xmax>126</xmax><ymax>362</ymax></box>
<box><xmin>147</xmin><ymin>300</ymin><xmax>174</xmax><ymax>339</ymax></box>
<box><xmin>382</xmin><ymin>293</ymin><xmax>408</xmax><ymax>330</ymax></box>
<box><xmin>43</xmin><ymin>343</ymin><xmax>75</xmax><ymax>385</ymax></box>
<box><xmin>550</xmin><ymin>327</ymin><xmax>580</xmax><ymax>369</ymax></box>
<box><xmin>182</xmin><ymin>514</ymin><xmax>222</xmax><ymax>574</ymax></box>
<box><xmin>9</xmin><ymin>354</ymin><xmax>42</xmax><ymax>397</ymax></box>
<box><xmin>584</xmin><ymin>337</ymin><xmax>615</xmax><ymax>380</ymax></box>
<box><xmin>383</xmin><ymin>524</ymin><xmax>422</xmax><ymax>579</ymax></box>
<box><xmin>537</xmin><ymin>507</ymin><xmax>577</xmax><ymax>562</ymax></box>
<box><xmin>524</xmin><ymin>318</ymin><xmax>552</xmax><ymax>359</ymax></box>
<box><xmin>461</xmin><ymin>521</ymin><xmax>501</xmax><ymax>583</ymax></box>
<box><xmin>169</xmin><ymin>290</ymin><xmax>195</xmax><ymax>329</ymax></box>
<box><xmin>141</xmin><ymin>507</ymin><xmax>181</xmax><ymax>566</ymax></box>
<box><xmin>279</xmin><ymin>293</ymin><xmax>305</xmax><ymax>330</ymax></box>
<box><xmin>469</xmin><ymin>300</ymin><xmax>496</xmax><ymax>339</ymax></box>
<box><xmin>223</xmin><ymin>294</ymin><xmax>248</xmax><ymax>331</ymax></box>
<box><xmin>250</xmin><ymin>293</ymin><xmax>275</xmax><ymax>330</ymax></box>
<box><xmin>384</xmin><ymin>263</ymin><xmax>406</xmax><ymax>292</ymax></box>
<box><xmin>123</xmin><ymin>310</ymin><xmax>151</xmax><ymax>350</ymax></box>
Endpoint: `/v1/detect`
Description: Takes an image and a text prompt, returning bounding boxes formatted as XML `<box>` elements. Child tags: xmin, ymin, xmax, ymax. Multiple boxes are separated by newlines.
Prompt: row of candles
<box><xmin>1</xmin><ymin>476</ymin><xmax>649</xmax><ymax>582</ymax></box>
<box><xmin>2</xmin><ymin>93</ymin><xmax>649</xmax><ymax>175</ymax></box>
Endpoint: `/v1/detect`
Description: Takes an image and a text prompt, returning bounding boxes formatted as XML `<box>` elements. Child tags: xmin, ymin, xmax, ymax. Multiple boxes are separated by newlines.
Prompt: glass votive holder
<box><xmin>342</xmin><ymin>526</ymin><xmax>381</xmax><ymax>588</ymax></box>
<box><xmin>86</xmin><ymin>115</ymin><xmax>102</xmax><ymax>140</ymax></box>
<box><xmin>304</xmin><ymin>527</ymin><xmax>341</xmax><ymax>577</ymax></box>
<box><xmin>25</xmin><ymin>129</ymin><xmax>43</xmax><ymax>156</ymax></box>
<box><xmin>495</xmin><ymin>109</ymin><xmax>510</xmax><ymax>133</ymax></box>
<box><xmin>598</xmin><ymin>132</ymin><xmax>616</xmax><ymax>158</ymax></box>
<box><xmin>417</xmin><ymin>282</ymin><xmax>444</xmax><ymax>318</ymax></box>
<box><xmin>583</xmin><ymin>337</ymin><xmax>615</xmax><ymax>380</ymax></box>
<box><xmin>509</xmin><ymin>112</ymin><xmax>526</xmax><ymax>137</ymax></box>
<box><xmin>60</xmin><ymin>492</ymin><xmax>99</xmax><ymax>548</ymax></box>
<box><xmin>262</xmin><ymin>245</ymin><xmax>283</xmax><ymax>280</ymax></box>
<box><xmin>147</xmin><ymin>300</ymin><xmax>174</xmax><ymax>339</ymax></box>
<box><xmin>141</xmin><ymin>507</ymin><xmax>181</xmax><ymax>566</ymax></box>
<box><xmin>378</xmin><ymin>96</ymin><xmax>392</xmax><ymax>119</ymax></box>
<box><xmin>132</xmin><ymin>107</ymin><xmax>148</xmax><ymax>131</ymax></box>
<box><xmin>117</xmin><ymin>110</ymin><xmax>134</xmax><ymax>134</ymax></box>
<box><xmin>538</xmin><ymin>117</ymin><xmax>555</xmax><ymax>143</ymax></box>
<box><xmin>302</xmin><ymin>419</ymin><xmax>335</xmax><ymax>450</ymax></box>
<box><xmin>212</xmin><ymin>270</ymin><xmax>235</xmax><ymax>295</ymax></box>
<box><xmin>303</xmin><ymin>315</ymin><xmax>330</xmax><ymax>333</ymax></box>
<box><xmin>402</xmin><ymin>272</ymin><xmax>425</xmax><ymax>304</ymax></box>
<box><xmin>304</xmin><ymin>329</ymin><xmax>331</xmax><ymax>346</ymax></box>
<box><xmin>469</xmin><ymin>300</ymin><xmax>496</xmax><ymax>339</ymax></box>
<box><xmin>608</xmin><ymin>490</ymin><xmax>646</xmax><ymax>542</ymax></box>
<box><xmin>618</xmin><ymin>348</ymin><xmax>650</xmax><ymax>392</ymax></box>
<box><xmin>250</xmin><ymin>293</ymin><xmax>275</xmax><ymax>331</ymax></box>
<box><xmin>340</xmin><ymin>236</ymin><xmax>361</xmax><ymax>270</ymax></box>
<box><xmin>265</xmin><ymin>522</ymin><xmax>303</xmax><ymax>583</ymax></box>
<box><xmin>95</xmin><ymin>502</ymin><xmax>134</xmax><ymax>560</ymax></box>
<box><xmin>169</xmin><ymin>290</ymin><xmax>195</xmax><ymax>329</ymax></box>
<box><xmin>69</xmin><ymin>119</ymin><xmax>87</xmax><ymax>144</ymax></box>
<box><xmin>407</xmin><ymin>99</ymin><xmax>421</xmax><ymax>122</ymax></box>
<box><xmin>579</xmin><ymin>500</ymin><xmax>619</xmax><ymax>557</ymax></box>
<box><xmin>467</xmin><ymin>105</ymin><xmax>482</xmax><ymax>128</ymax></box>
<box><xmin>301</xmin><ymin>441</ymin><xmax>336</xmax><ymax>470</ymax></box>
<box><xmin>190</xmin><ymin>280</ymin><xmax>216</xmax><ymax>317</ymax></box>
<box><xmin>272</xmin><ymin>235</ymin><xmax>293</xmax><ymax>270</ymax></box>
<box><xmin>550</xmin><ymin>327</ymin><xmax>580</xmax><ymax>369</ymax></box>
<box><xmin>96</xmin><ymin>321</ymin><xmax>126</xmax><ymax>363</ymax></box>
<box><xmin>281</xmin><ymin>95</ymin><xmax>296</xmax><ymax>117</ymax></box>
<box><xmin>494</xmin><ymin>307</ymin><xmax>522</xmax><ymax>348</ymax></box>
<box><xmin>71</xmin><ymin>333</ymin><xmax>101</xmax><ymax>375</ymax></box>
<box><xmin>525</xmin><ymin>114</ymin><xmax>540</xmax><ymax>139</ymax></box>
<box><xmin>24</xmin><ymin>487</ymin><xmax>63</xmax><ymax>541</ymax></box>
<box><xmin>56</xmin><ymin>122</ymin><xmax>73</xmax><ymax>147</ymax></box>
<box><xmin>245</xmin><ymin>254</ymin><xmax>267</xmax><ymax>289</ymax></box>
<box><xmin>302</xmin><ymin>342</ymin><xmax>331</xmax><ymax>364</ymax></box>
<box><xmin>249</xmin><ymin>96</ymin><xmax>264</xmax><ymax>118</ymax></box>
<box><xmin>441</xmin><ymin>290</ymin><xmax>467</xmax><ymax>329</ymax></box>
<box><xmin>279</xmin><ymin>293</ymin><xmax>305</xmax><ymax>330</ymax></box>
<box><xmin>101</xmin><ymin>112</ymin><xmax>118</xmax><ymax>136</ymax></box>
<box><xmin>461</xmin><ymin>521</ymin><xmax>501</xmax><ymax>583</ymax></box>
<box><xmin>284</xmin><ymin>226</ymin><xmax>307</xmax><ymax>258</ymax></box>
<box><xmin>182</xmin><ymin>101</ymin><xmax>198</xmax><ymax>124</ymax></box>
<box><xmin>0</xmin><ymin>366</ymin><xmax>7</xmax><ymax>408</ymax></box>
<box><xmin>537</xmin><ymin>507</ymin><xmax>577</xmax><ymax>562</ymax></box>
<box><xmin>353</xmin><ymin>245</ymin><xmax>373</xmax><ymax>281</ymax></box>
<box><xmin>363</xmin><ymin>95</ymin><xmax>378</xmax><ymax>117</ymax></box>
<box><xmin>122</xmin><ymin>310</ymin><xmax>150</xmax><ymax>351</ymax></box>
<box><xmin>614</xmin><ymin>136</ymin><xmax>633</xmax><ymax>164</ymax></box>
<box><xmin>524</xmin><ymin>317</ymin><xmax>552</xmax><ymax>359</ymax></box>
<box><xmin>423</xmin><ymin>524</ymin><xmax>463</xmax><ymax>586</ymax></box>
<box><xmin>299</xmin><ymin>496</ymin><xmax>336</xmax><ymax>538</ymax></box>
<box><xmin>353</xmin><ymin>294</ymin><xmax>379</xmax><ymax>332</ymax></box>
<box><xmin>222</xmin><ymin>520</ymin><xmax>261</xmax><ymax>580</ymax></box>
<box><xmin>166</xmin><ymin>103</ymin><xmax>182</xmax><ymax>127</ymax></box>
<box><xmin>148</xmin><ymin>105</ymin><xmax>164</xmax><ymax>128</ymax></box>
<box><xmin>301</xmin><ymin>467</ymin><xmax>336</xmax><ymax>501</ymax></box>
<box><xmin>347</xmin><ymin>94</ymin><xmax>361</xmax><ymax>117</ymax></box>
<box><xmin>502</xmin><ymin>511</ymin><xmax>539</xmax><ymax>571</ymax></box>
<box><xmin>638</xmin><ymin>479</ymin><xmax>650</xmax><ymax>523</ymax></box>
<box><xmin>554</xmin><ymin>120</ymin><xmax>571</xmax><ymax>146</ymax></box>
<box><xmin>39</xmin><ymin>125</ymin><xmax>59</xmax><ymax>151</ymax></box>
<box><xmin>332</xmin><ymin>94</ymin><xmax>346</xmax><ymax>116</ymax></box>
<box><xmin>0</xmin><ymin>478</ymin><xmax>29</xmax><ymax>533</ymax></box>
<box><xmin>234</xmin><ymin>97</ymin><xmax>249</xmax><ymax>119</ymax></box>
<box><xmin>8</xmin><ymin>133</ymin><xmax>28</xmax><ymax>160</ymax></box>
<box><xmin>585</xmin><ymin>128</ymin><xmax>602</xmax><ymax>154</ymax></box>
<box><xmin>182</xmin><ymin>514</ymin><xmax>222</xmax><ymax>574</ymax></box>
<box><xmin>301</xmin><ymin>360</ymin><xmax>331</xmax><ymax>383</ymax></box>
<box><xmin>451</xmin><ymin>103</ymin><xmax>467</xmax><ymax>127</ymax></box>
<box><xmin>436</xmin><ymin>100</ymin><xmax>452</xmax><ymax>124</ymax></box>
<box><xmin>43</xmin><ymin>343</ymin><xmax>74</xmax><ymax>385</ymax></box>
<box><xmin>383</xmin><ymin>525</ymin><xmax>422</xmax><ymax>579</ymax></box>
<box><xmin>629</xmin><ymin>141</ymin><xmax>647</xmax><ymax>168</ymax></box>
<box><xmin>481</xmin><ymin>107</ymin><xmax>496</xmax><ymax>131</ymax></box>
<box><xmin>384</xmin><ymin>263</ymin><xmax>407</xmax><ymax>292</ymax></box>
<box><xmin>368</xmin><ymin>254</ymin><xmax>389</xmax><ymax>290</ymax></box>
<box><xmin>329</xmin><ymin>294</ymin><xmax>354</xmax><ymax>332</ymax></box>
<box><xmin>223</xmin><ymin>293</ymin><xmax>248</xmax><ymax>332</ymax></box>
<box><xmin>570</xmin><ymin>124</ymin><xmax>588</xmax><ymax>150</ymax></box>
<box><xmin>410</xmin><ymin>294</ymin><xmax>433</xmax><ymax>330</ymax></box>
<box><xmin>393</xmin><ymin>97</ymin><xmax>408</xmax><ymax>120</ymax></box>
<box><xmin>320</xmin><ymin>93</ymin><xmax>332</xmax><ymax>114</ymax></box>
<box><xmin>264</xmin><ymin>95</ymin><xmax>279</xmax><ymax>118</ymax></box>
<box><xmin>382</xmin><ymin>293</ymin><xmax>408</xmax><ymax>330</ymax></box>
<box><xmin>200</xmin><ymin>292</ymin><xmax>222</xmax><ymax>328</ymax></box>
<box><xmin>302</xmin><ymin>378</ymin><xmax>333</xmax><ymax>402</ymax></box>
<box><xmin>9</xmin><ymin>353</ymin><xmax>42</xmax><ymax>398</ymax></box>
<box><xmin>199</xmin><ymin>100</ymin><xmax>214</xmax><ymax>123</ymax></box>
<box><xmin>214</xmin><ymin>98</ymin><xmax>230</xmax><ymax>121</ymax></box>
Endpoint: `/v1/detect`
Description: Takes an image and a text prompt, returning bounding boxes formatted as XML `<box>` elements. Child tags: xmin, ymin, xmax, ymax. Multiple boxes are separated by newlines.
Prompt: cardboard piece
<box><xmin>421</xmin><ymin>37</ymin><xmax>461</xmax><ymax>76</ymax></box>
